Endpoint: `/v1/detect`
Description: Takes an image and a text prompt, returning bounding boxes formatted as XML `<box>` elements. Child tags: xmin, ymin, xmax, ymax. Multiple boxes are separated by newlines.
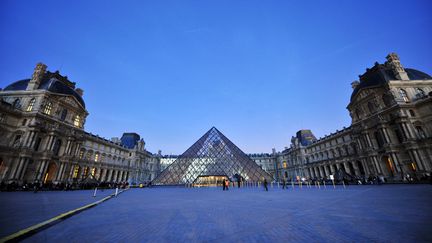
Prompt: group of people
<box><xmin>0</xmin><ymin>181</ymin><xmax>130</xmax><ymax>192</ymax></box>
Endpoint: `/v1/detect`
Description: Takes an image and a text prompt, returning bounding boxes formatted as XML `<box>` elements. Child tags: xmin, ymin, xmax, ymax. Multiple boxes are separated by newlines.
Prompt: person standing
<box><xmin>225</xmin><ymin>179</ymin><xmax>229</xmax><ymax>190</ymax></box>
<box><xmin>222</xmin><ymin>179</ymin><xmax>226</xmax><ymax>191</ymax></box>
<box><xmin>263</xmin><ymin>179</ymin><xmax>268</xmax><ymax>191</ymax></box>
<box><xmin>282</xmin><ymin>179</ymin><xmax>286</xmax><ymax>189</ymax></box>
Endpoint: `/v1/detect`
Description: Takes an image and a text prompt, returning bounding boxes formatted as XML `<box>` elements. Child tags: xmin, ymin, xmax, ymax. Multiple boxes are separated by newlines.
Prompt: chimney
<box><xmin>75</xmin><ymin>88</ymin><xmax>84</xmax><ymax>96</ymax></box>
<box><xmin>385</xmin><ymin>53</ymin><xmax>409</xmax><ymax>80</ymax></box>
<box><xmin>351</xmin><ymin>80</ymin><xmax>360</xmax><ymax>89</ymax></box>
<box><xmin>26</xmin><ymin>63</ymin><xmax>47</xmax><ymax>91</ymax></box>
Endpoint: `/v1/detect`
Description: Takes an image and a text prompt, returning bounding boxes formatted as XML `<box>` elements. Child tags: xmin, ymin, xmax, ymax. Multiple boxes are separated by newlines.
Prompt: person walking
<box><xmin>263</xmin><ymin>179</ymin><xmax>268</xmax><ymax>191</ymax></box>
<box><xmin>225</xmin><ymin>179</ymin><xmax>229</xmax><ymax>190</ymax></box>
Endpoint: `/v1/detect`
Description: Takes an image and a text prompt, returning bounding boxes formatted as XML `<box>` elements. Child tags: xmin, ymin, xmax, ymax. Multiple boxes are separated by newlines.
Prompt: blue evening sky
<box><xmin>1</xmin><ymin>0</ymin><xmax>431</xmax><ymax>154</ymax></box>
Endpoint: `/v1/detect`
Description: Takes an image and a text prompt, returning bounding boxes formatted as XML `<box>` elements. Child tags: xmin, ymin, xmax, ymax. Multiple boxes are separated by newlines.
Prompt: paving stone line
<box><xmin>0</xmin><ymin>188</ymin><xmax>129</xmax><ymax>243</ymax></box>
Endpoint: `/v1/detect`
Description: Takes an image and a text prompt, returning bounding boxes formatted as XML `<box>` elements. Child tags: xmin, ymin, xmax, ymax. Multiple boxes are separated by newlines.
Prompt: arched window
<box><xmin>43</xmin><ymin>102</ymin><xmax>53</xmax><ymax>115</ymax></box>
<box><xmin>74</xmin><ymin>115</ymin><xmax>81</xmax><ymax>127</ymax></box>
<box><xmin>26</xmin><ymin>98</ymin><xmax>36</xmax><ymax>111</ymax></box>
<box><xmin>416</xmin><ymin>88</ymin><xmax>426</xmax><ymax>98</ymax></box>
<box><xmin>416</xmin><ymin>126</ymin><xmax>426</xmax><ymax>139</ymax></box>
<box><xmin>399</xmin><ymin>89</ymin><xmax>409</xmax><ymax>102</ymax></box>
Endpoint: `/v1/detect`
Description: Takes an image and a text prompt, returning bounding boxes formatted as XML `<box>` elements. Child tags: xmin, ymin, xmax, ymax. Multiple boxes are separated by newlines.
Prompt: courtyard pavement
<box><xmin>2</xmin><ymin>185</ymin><xmax>431</xmax><ymax>242</ymax></box>
<box><xmin>0</xmin><ymin>188</ymin><xmax>115</xmax><ymax>238</ymax></box>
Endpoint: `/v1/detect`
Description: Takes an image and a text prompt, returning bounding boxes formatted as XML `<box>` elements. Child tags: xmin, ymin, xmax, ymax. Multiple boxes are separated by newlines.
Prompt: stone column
<box><xmin>372</xmin><ymin>156</ymin><xmax>380</xmax><ymax>175</ymax></box>
<box><xmin>38</xmin><ymin>161</ymin><xmax>50</xmax><ymax>181</ymax></box>
<box><xmin>18</xmin><ymin>159</ymin><xmax>30</xmax><ymax>180</ymax></box>
<box><xmin>413</xmin><ymin>150</ymin><xmax>425</xmax><ymax>171</ymax></box>
<box><xmin>381</xmin><ymin>127</ymin><xmax>391</xmax><ymax>144</ymax></box>
<box><xmin>8</xmin><ymin>157</ymin><xmax>23</xmax><ymax>180</ymax></box>
<box><xmin>402</xmin><ymin>123</ymin><xmax>412</xmax><ymax>139</ymax></box>
<box><xmin>323</xmin><ymin>166</ymin><xmax>330</xmax><ymax>177</ymax></box>
<box><xmin>343</xmin><ymin>162</ymin><xmax>350</xmax><ymax>175</ymax></box>
<box><xmin>56</xmin><ymin>163</ymin><xmax>64</xmax><ymax>181</ymax></box>
<box><xmin>25</xmin><ymin>131</ymin><xmax>35</xmax><ymax>147</ymax></box>
<box><xmin>318</xmin><ymin>166</ymin><xmax>324</xmax><ymax>178</ymax></box>
<box><xmin>365</xmin><ymin>133</ymin><xmax>373</xmax><ymax>148</ymax></box>
<box><xmin>112</xmin><ymin>170</ymin><xmax>117</xmax><ymax>182</ymax></box>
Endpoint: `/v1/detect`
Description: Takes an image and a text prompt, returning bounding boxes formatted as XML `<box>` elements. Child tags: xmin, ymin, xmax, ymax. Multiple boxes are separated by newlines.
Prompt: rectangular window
<box><xmin>73</xmin><ymin>166</ymin><xmax>79</xmax><ymax>179</ymax></box>
<box><xmin>43</xmin><ymin>102</ymin><xmax>52</xmax><ymax>115</ymax></box>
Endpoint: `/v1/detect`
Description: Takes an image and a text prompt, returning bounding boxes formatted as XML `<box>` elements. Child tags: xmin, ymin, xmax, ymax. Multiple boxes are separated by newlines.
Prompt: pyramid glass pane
<box><xmin>152</xmin><ymin>127</ymin><xmax>272</xmax><ymax>185</ymax></box>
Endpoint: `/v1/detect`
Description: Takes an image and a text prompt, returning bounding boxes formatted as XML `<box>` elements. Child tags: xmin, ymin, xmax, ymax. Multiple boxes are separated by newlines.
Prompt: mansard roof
<box><xmin>3</xmin><ymin>71</ymin><xmax>85</xmax><ymax>108</ymax></box>
<box><xmin>350</xmin><ymin>65</ymin><xmax>431</xmax><ymax>102</ymax></box>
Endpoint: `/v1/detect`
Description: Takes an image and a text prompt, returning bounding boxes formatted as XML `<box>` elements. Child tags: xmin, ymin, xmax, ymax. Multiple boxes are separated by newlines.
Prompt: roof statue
<box><xmin>152</xmin><ymin>127</ymin><xmax>272</xmax><ymax>185</ymax></box>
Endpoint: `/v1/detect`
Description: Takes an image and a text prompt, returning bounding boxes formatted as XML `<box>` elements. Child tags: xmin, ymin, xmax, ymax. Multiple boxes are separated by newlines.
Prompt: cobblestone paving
<box><xmin>0</xmin><ymin>189</ymin><xmax>115</xmax><ymax>238</ymax></box>
<box><xmin>17</xmin><ymin>185</ymin><xmax>432</xmax><ymax>242</ymax></box>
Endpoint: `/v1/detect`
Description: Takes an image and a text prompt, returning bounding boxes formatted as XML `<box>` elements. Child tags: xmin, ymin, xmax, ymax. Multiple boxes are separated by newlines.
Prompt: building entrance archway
<box><xmin>44</xmin><ymin>162</ymin><xmax>57</xmax><ymax>184</ymax></box>
<box><xmin>193</xmin><ymin>175</ymin><xmax>229</xmax><ymax>187</ymax></box>
<box><xmin>381</xmin><ymin>156</ymin><xmax>394</xmax><ymax>177</ymax></box>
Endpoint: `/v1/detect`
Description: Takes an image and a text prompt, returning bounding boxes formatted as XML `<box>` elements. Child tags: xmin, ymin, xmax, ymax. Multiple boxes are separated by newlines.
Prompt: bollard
<box><xmin>323</xmin><ymin>181</ymin><xmax>327</xmax><ymax>189</ymax></box>
<box><xmin>278</xmin><ymin>182</ymin><xmax>280</xmax><ymax>188</ymax></box>
<box><xmin>332</xmin><ymin>180</ymin><xmax>336</xmax><ymax>189</ymax></box>
<box><xmin>271</xmin><ymin>182</ymin><xmax>273</xmax><ymax>188</ymax></box>
<box><xmin>115</xmin><ymin>187</ymin><xmax>119</xmax><ymax>197</ymax></box>
<box><xmin>318</xmin><ymin>181</ymin><xmax>321</xmax><ymax>189</ymax></box>
<box><xmin>342</xmin><ymin>181</ymin><xmax>346</xmax><ymax>189</ymax></box>
<box><xmin>93</xmin><ymin>187</ymin><xmax>98</xmax><ymax>197</ymax></box>
<box><xmin>300</xmin><ymin>181</ymin><xmax>302</xmax><ymax>189</ymax></box>
<box><xmin>291</xmin><ymin>181</ymin><xmax>294</xmax><ymax>189</ymax></box>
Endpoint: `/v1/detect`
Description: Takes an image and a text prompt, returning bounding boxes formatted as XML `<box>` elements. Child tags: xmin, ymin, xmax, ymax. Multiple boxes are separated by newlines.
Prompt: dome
<box><xmin>3</xmin><ymin>74</ymin><xmax>85</xmax><ymax>108</ymax></box>
<box><xmin>405</xmin><ymin>68</ymin><xmax>432</xmax><ymax>80</ymax></box>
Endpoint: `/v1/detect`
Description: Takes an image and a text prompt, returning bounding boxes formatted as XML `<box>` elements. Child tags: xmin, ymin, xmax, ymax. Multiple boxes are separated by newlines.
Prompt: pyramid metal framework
<box><xmin>152</xmin><ymin>127</ymin><xmax>272</xmax><ymax>185</ymax></box>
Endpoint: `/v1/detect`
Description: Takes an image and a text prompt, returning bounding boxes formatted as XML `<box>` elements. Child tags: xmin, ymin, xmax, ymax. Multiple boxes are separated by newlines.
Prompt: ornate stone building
<box><xmin>276</xmin><ymin>53</ymin><xmax>432</xmax><ymax>182</ymax></box>
<box><xmin>249</xmin><ymin>149</ymin><xmax>279</xmax><ymax>180</ymax></box>
<box><xmin>0</xmin><ymin>63</ymin><xmax>160</xmax><ymax>186</ymax></box>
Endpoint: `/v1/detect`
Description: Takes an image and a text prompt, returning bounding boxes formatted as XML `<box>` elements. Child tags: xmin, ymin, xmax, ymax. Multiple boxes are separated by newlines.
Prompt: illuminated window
<box><xmin>26</xmin><ymin>98</ymin><xmax>36</xmax><ymax>111</ymax></box>
<box><xmin>399</xmin><ymin>89</ymin><xmax>409</xmax><ymax>102</ymax></box>
<box><xmin>43</xmin><ymin>102</ymin><xmax>53</xmax><ymax>115</ymax></box>
<box><xmin>79</xmin><ymin>150</ymin><xmax>84</xmax><ymax>159</ymax></box>
<box><xmin>74</xmin><ymin>115</ymin><xmax>81</xmax><ymax>127</ymax></box>
<box><xmin>91</xmin><ymin>168</ymin><xmax>96</xmax><ymax>177</ymax></box>
<box><xmin>94</xmin><ymin>153</ymin><xmax>99</xmax><ymax>162</ymax></box>
<box><xmin>283</xmin><ymin>161</ymin><xmax>287</xmax><ymax>168</ymax></box>
<box><xmin>73</xmin><ymin>165</ymin><xmax>80</xmax><ymax>179</ymax></box>
<box><xmin>83</xmin><ymin>167</ymin><xmax>89</xmax><ymax>177</ymax></box>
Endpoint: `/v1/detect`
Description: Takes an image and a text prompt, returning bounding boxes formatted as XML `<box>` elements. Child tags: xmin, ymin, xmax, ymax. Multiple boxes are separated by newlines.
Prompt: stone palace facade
<box><xmin>277</xmin><ymin>53</ymin><xmax>432</xmax><ymax>182</ymax></box>
<box><xmin>0</xmin><ymin>63</ymin><xmax>160</xmax><ymax>186</ymax></box>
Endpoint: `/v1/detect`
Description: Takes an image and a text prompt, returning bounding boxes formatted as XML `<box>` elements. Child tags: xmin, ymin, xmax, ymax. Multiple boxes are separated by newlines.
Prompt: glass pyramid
<box><xmin>152</xmin><ymin>127</ymin><xmax>273</xmax><ymax>185</ymax></box>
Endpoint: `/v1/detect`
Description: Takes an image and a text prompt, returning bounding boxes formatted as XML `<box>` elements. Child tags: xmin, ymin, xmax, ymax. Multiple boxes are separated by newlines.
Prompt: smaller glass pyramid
<box><xmin>152</xmin><ymin>127</ymin><xmax>273</xmax><ymax>185</ymax></box>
